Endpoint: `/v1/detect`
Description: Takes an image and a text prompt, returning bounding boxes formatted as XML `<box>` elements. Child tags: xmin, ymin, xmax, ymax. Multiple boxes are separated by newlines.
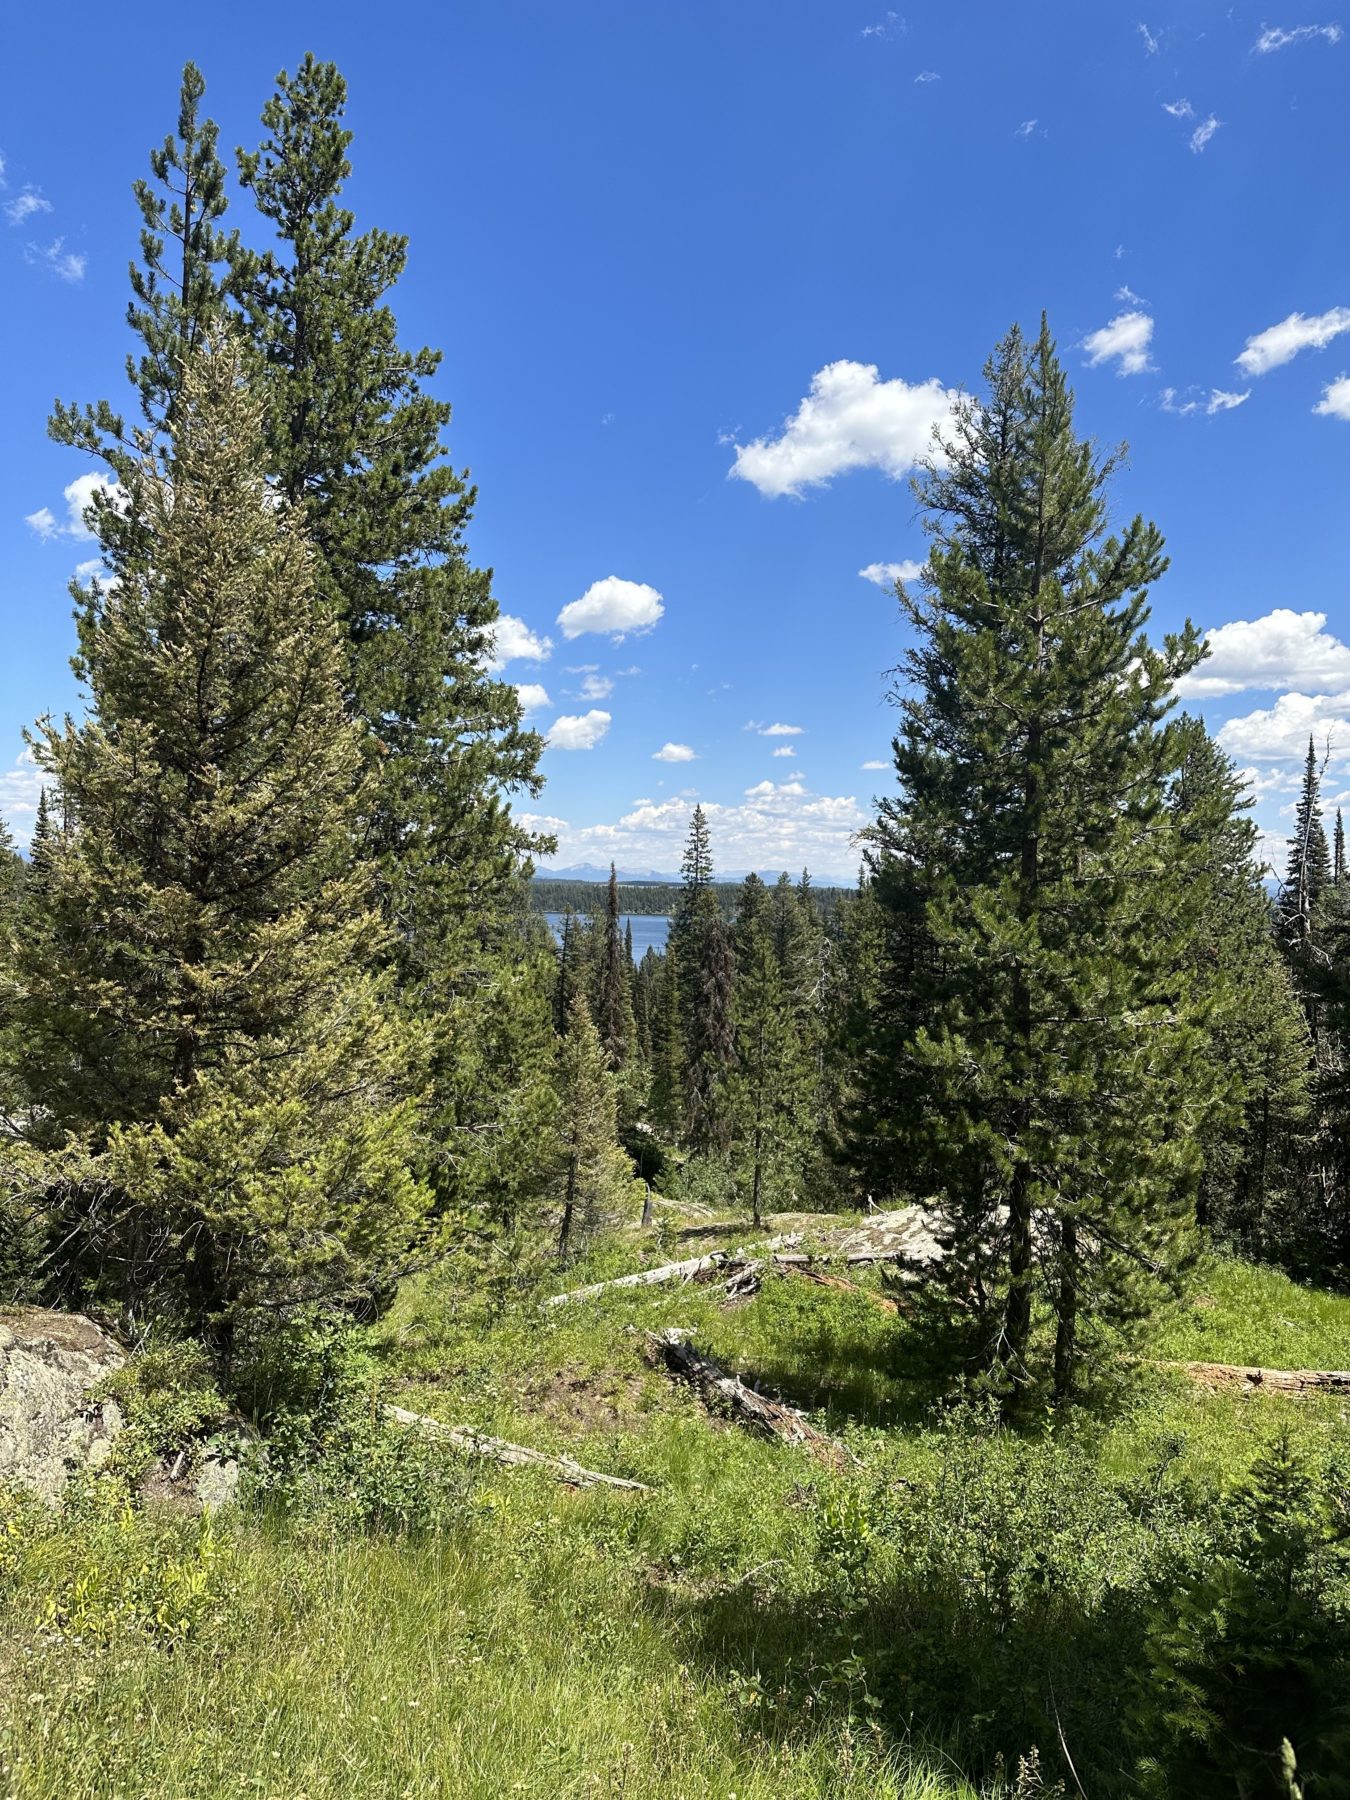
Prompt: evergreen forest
<box><xmin>3</xmin><ymin>58</ymin><xmax>1350</xmax><ymax>1800</ymax></box>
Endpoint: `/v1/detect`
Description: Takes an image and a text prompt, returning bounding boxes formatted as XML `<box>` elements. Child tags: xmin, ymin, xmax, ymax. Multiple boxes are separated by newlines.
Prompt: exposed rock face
<box><xmin>0</xmin><ymin>1307</ymin><xmax>127</xmax><ymax>1504</ymax></box>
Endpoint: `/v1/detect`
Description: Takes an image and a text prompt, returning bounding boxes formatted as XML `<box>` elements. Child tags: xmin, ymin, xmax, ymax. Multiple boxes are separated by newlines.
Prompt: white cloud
<box><xmin>72</xmin><ymin>558</ymin><xmax>107</xmax><ymax>586</ymax></box>
<box><xmin>25</xmin><ymin>237</ymin><xmax>85</xmax><ymax>281</ymax></box>
<box><xmin>1162</xmin><ymin>98</ymin><xmax>1194</xmax><ymax>118</ymax></box>
<box><xmin>653</xmin><ymin>742</ymin><xmax>696</xmax><ymax>762</ymax></box>
<box><xmin>1015</xmin><ymin>119</ymin><xmax>1039</xmax><ymax>137</ymax></box>
<box><xmin>1189</xmin><ymin>117</ymin><xmax>1221</xmax><ymax>154</ymax></box>
<box><xmin>0</xmin><ymin>748</ymin><xmax>44</xmax><ymax>848</ymax></box>
<box><xmin>489</xmin><ymin>613</ymin><xmax>552</xmax><ymax>670</ymax></box>
<box><xmin>861</xmin><ymin>10</ymin><xmax>904</xmax><ymax>38</ymax></box>
<box><xmin>1216</xmin><ymin>691</ymin><xmax>1350</xmax><ymax>764</ymax></box>
<box><xmin>524</xmin><ymin>780</ymin><xmax>869</xmax><ymax>880</ymax></box>
<box><xmin>547</xmin><ymin>709</ymin><xmax>611</xmax><ymax>751</ymax></box>
<box><xmin>557</xmin><ymin>576</ymin><xmax>664</xmax><ymax>640</ymax></box>
<box><xmin>859</xmin><ymin>559</ymin><xmax>923</xmax><ymax>587</ymax></box>
<box><xmin>1161</xmin><ymin>386</ymin><xmax>1250</xmax><ymax>416</ymax></box>
<box><xmin>761</xmin><ymin>722</ymin><xmax>803</xmax><ymax>737</ymax></box>
<box><xmin>772</xmin><ymin>745</ymin><xmax>797</xmax><ymax>758</ymax></box>
<box><xmin>1314</xmin><ymin>375</ymin><xmax>1350</xmax><ymax>418</ymax></box>
<box><xmin>4</xmin><ymin>188</ymin><xmax>50</xmax><ymax>226</ymax></box>
<box><xmin>578</xmin><ymin>672</ymin><xmax>615</xmax><ymax>700</ymax></box>
<box><xmin>1083</xmin><ymin>311</ymin><xmax>1154</xmax><ymax>376</ymax></box>
<box><xmin>514</xmin><ymin>683</ymin><xmax>551</xmax><ymax>714</ymax></box>
<box><xmin>729</xmin><ymin>360</ymin><xmax>960</xmax><ymax>498</ymax></box>
<box><xmin>1177</xmin><ymin>609</ymin><xmax>1350</xmax><ymax>698</ymax></box>
<box><xmin>914</xmin><ymin>69</ymin><xmax>940</xmax><ymax>82</ymax></box>
<box><xmin>1254</xmin><ymin>22</ymin><xmax>1343</xmax><ymax>51</ymax></box>
<box><xmin>861</xmin><ymin>759</ymin><xmax>889</xmax><ymax>771</ymax></box>
<box><xmin>26</xmin><ymin>473</ymin><xmax>122</xmax><ymax>543</ymax></box>
<box><xmin>1139</xmin><ymin>22</ymin><xmax>1160</xmax><ymax>52</ymax></box>
<box><xmin>1237</xmin><ymin>307</ymin><xmax>1350</xmax><ymax>376</ymax></box>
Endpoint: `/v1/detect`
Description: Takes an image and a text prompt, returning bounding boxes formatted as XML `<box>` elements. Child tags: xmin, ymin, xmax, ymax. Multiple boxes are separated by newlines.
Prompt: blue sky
<box><xmin>2</xmin><ymin>2</ymin><xmax>1348</xmax><ymax>879</ymax></box>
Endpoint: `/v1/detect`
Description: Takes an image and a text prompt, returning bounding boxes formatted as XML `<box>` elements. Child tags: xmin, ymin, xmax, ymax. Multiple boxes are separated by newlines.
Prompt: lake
<box><xmin>544</xmin><ymin>913</ymin><xmax>671</xmax><ymax>960</ymax></box>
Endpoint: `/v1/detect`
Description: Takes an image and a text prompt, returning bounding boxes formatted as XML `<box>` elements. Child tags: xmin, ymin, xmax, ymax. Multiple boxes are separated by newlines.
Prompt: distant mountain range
<box><xmin>535</xmin><ymin>862</ymin><xmax>855</xmax><ymax>887</ymax></box>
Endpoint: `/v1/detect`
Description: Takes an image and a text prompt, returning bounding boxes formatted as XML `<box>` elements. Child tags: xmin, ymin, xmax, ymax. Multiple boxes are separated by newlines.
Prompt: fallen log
<box><xmin>542</xmin><ymin>1235</ymin><xmax>803</xmax><ymax>1309</ymax></box>
<box><xmin>384</xmin><ymin>1404</ymin><xmax>652</xmax><ymax>1491</ymax></box>
<box><xmin>781</xmin><ymin>1265</ymin><xmax>902</xmax><ymax>1314</ymax></box>
<box><xmin>1156</xmin><ymin>1360</ymin><xmax>1350</xmax><ymax>1397</ymax></box>
<box><xmin>644</xmin><ymin>1327</ymin><xmax>855</xmax><ymax>1468</ymax></box>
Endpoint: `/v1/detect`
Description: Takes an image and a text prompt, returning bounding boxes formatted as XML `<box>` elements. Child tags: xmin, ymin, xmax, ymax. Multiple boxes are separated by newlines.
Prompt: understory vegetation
<box><xmin>3</xmin><ymin>53</ymin><xmax>1350</xmax><ymax>1800</ymax></box>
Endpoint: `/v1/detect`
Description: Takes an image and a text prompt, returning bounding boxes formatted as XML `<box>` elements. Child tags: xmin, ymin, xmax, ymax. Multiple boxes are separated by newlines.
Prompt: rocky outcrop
<box><xmin>0</xmin><ymin>1307</ymin><xmax>127</xmax><ymax>1503</ymax></box>
<box><xmin>0</xmin><ymin>1308</ymin><xmax>245</xmax><ymax>1509</ymax></box>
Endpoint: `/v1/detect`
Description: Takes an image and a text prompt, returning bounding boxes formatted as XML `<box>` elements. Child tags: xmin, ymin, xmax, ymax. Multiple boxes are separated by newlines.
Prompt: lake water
<box><xmin>544</xmin><ymin>913</ymin><xmax>671</xmax><ymax>960</ymax></box>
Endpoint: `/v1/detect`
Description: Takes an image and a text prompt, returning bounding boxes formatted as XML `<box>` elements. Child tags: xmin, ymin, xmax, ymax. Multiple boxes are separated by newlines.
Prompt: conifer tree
<box><xmin>11</xmin><ymin>334</ymin><xmax>429</xmax><ymax>1357</ymax></box>
<box><xmin>728</xmin><ymin>876</ymin><xmax>810</xmax><ymax>1224</ymax></box>
<box><xmin>1335</xmin><ymin>809</ymin><xmax>1346</xmax><ymax>886</ymax></box>
<box><xmin>553</xmin><ymin>994</ymin><xmax>631</xmax><ymax>1255</ymax></box>
<box><xmin>597</xmin><ymin>863</ymin><xmax>636</xmax><ymax>1069</ymax></box>
<box><xmin>1168</xmin><ymin>719</ymin><xmax>1311</xmax><ymax>1249</ymax></box>
<box><xmin>647</xmin><ymin>942</ymin><xmax>685</xmax><ymax>1141</ymax></box>
<box><xmin>1281</xmin><ymin>738</ymin><xmax>1332</xmax><ymax>953</ymax></box>
<box><xmin>871</xmin><ymin>317</ymin><xmax>1219</xmax><ymax>1402</ymax></box>
<box><xmin>672</xmin><ymin>809</ymin><xmax>735</xmax><ymax>1154</ymax></box>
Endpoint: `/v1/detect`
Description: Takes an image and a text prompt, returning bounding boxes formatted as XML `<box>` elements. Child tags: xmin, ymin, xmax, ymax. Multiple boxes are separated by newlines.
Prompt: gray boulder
<box><xmin>0</xmin><ymin>1307</ymin><xmax>127</xmax><ymax>1503</ymax></box>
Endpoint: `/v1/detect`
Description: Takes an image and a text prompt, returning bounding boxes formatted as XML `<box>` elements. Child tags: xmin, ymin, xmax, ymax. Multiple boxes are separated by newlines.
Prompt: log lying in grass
<box><xmin>541</xmin><ymin>1234</ymin><xmax>803</xmax><ymax>1309</ymax></box>
<box><xmin>384</xmin><ymin>1404</ymin><xmax>652</xmax><ymax>1491</ymax></box>
<box><xmin>644</xmin><ymin>1327</ymin><xmax>854</xmax><ymax>1468</ymax></box>
<box><xmin>720</xmin><ymin>1257</ymin><xmax>902</xmax><ymax>1314</ymax></box>
<box><xmin>1157</xmin><ymin>1360</ymin><xmax>1350</xmax><ymax>1397</ymax></box>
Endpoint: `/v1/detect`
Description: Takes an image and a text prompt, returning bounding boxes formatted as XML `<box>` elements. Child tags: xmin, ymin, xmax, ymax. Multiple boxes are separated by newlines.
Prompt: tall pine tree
<box><xmin>11</xmin><ymin>334</ymin><xmax>429</xmax><ymax>1356</ymax></box>
<box><xmin>871</xmin><ymin>317</ymin><xmax>1222</xmax><ymax>1402</ymax></box>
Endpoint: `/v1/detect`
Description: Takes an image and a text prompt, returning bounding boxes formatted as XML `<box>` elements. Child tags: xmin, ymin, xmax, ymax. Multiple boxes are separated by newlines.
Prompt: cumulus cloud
<box><xmin>1253</xmin><ymin>22</ymin><xmax>1343</xmax><ymax>51</ymax></box>
<box><xmin>1083</xmin><ymin>311</ymin><xmax>1154</xmax><ymax>376</ymax></box>
<box><xmin>26</xmin><ymin>473</ymin><xmax>122</xmax><ymax>542</ymax></box>
<box><xmin>25</xmin><ymin>237</ymin><xmax>85</xmax><ymax>281</ymax></box>
<box><xmin>514</xmin><ymin>683</ymin><xmax>551</xmax><ymax>714</ymax></box>
<box><xmin>729</xmin><ymin>360</ymin><xmax>960</xmax><ymax>499</ymax></box>
<box><xmin>858</xmin><ymin>559</ymin><xmax>923</xmax><ymax>587</ymax></box>
<box><xmin>578</xmin><ymin>672</ymin><xmax>615</xmax><ymax>700</ymax></box>
<box><xmin>547</xmin><ymin>709</ymin><xmax>612</xmax><ymax>751</ymax></box>
<box><xmin>557</xmin><ymin>576</ymin><xmax>664</xmax><ymax>640</ymax></box>
<box><xmin>861</xmin><ymin>759</ymin><xmax>889</xmax><ymax>771</ymax></box>
<box><xmin>772</xmin><ymin>746</ymin><xmax>797</xmax><ymax>758</ymax></box>
<box><xmin>1162</xmin><ymin>98</ymin><xmax>1194</xmax><ymax>118</ymax></box>
<box><xmin>488</xmin><ymin>614</ymin><xmax>553</xmax><ymax>671</ymax></box>
<box><xmin>1216</xmin><ymin>691</ymin><xmax>1350</xmax><ymax>765</ymax></box>
<box><xmin>759</xmin><ymin>722</ymin><xmax>804</xmax><ymax>737</ymax></box>
<box><xmin>1176</xmin><ymin>609</ymin><xmax>1350</xmax><ymax>698</ymax></box>
<box><xmin>1314</xmin><ymin>375</ymin><xmax>1350</xmax><ymax>418</ymax></box>
<box><xmin>1190</xmin><ymin>116</ymin><xmax>1222</xmax><ymax>152</ymax></box>
<box><xmin>653</xmin><ymin>742</ymin><xmax>696</xmax><ymax>762</ymax></box>
<box><xmin>523</xmin><ymin>780</ymin><xmax>869</xmax><ymax>880</ymax></box>
<box><xmin>1207</xmin><ymin>388</ymin><xmax>1250</xmax><ymax>413</ymax></box>
<box><xmin>4</xmin><ymin>188</ymin><xmax>50</xmax><ymax>225</ymax></box>
<box><xmin>1237</xmin><ymin>307</ymin><xmax>1350</xmax><ymax>376</ymax></box>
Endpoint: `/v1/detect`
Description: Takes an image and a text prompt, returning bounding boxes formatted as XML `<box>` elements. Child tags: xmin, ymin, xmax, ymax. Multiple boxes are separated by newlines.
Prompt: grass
<box><xmin>4</xmin><ymin>1218</ymin><xmax>1350</xmax><ymax>1798</ymax></box>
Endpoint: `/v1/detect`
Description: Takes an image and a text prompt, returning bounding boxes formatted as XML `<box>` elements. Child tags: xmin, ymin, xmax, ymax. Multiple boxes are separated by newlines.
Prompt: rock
<box><xmin>0</xmin><ymin>1307</ymin><xmax>127</xmax><ymax>1504</ymax></box>
<box><xmin>831</xmin><ymin>1205</ymin><xmax>953</xmax><ymax>1272</ymax></box>
<box><xmin>193</xmin><ymin>1446</ymin><xmax>243</xmax><ymax>1509</ymax></box>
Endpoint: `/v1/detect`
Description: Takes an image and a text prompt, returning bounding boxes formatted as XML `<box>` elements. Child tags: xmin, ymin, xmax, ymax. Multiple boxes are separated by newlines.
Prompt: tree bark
<box><xmin>541</xmin><ymin>1235</ymin><xmax>802</xmax><ymax>1308</ymax></box>
<box><xmin>384</xmin><ymin>1405</ymin><xmax>652</xmax><ymax>1490</ymax></box>
<box><xmin>644</xmin><ymin>1327</ymin><xmax>854</xmax><ymax>1467</ymax></box>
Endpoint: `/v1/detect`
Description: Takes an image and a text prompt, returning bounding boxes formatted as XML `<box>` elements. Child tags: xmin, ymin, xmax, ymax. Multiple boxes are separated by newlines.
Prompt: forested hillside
<box><xmin>2</xmin><ymin>56</ymin><xmax>1350</xmax><ymax>1800</ymax></box>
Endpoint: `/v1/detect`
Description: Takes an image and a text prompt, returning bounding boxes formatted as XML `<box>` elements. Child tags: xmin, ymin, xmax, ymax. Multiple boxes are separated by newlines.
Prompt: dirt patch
<box><xmin>519</xmin><ymin>1363</ymin><xmax>651</xmax><ymax>1433</ymax></box>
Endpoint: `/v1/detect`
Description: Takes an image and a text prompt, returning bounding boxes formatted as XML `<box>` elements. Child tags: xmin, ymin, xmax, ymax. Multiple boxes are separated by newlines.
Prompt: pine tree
<box><xmin>1168</xmin><ymin>719</ymin><xmax>1311</xmax><ymax>1252</ymax></box>
<box><xmin>671</xmin><ymin>809</ymin><xmax>734</xmax><ymax>1154</ymax></box>
<box><xmin>871</xmin><ymin>316</ymin><xmax>1219</xmax><ymax>1403</ymax></box>
<box><xmin>1282</xmin><ymin>739</ymin><xmax>1332</xmax><ymax>952</ymax></box>
<box><xmin>728</xmin><ymin>876</ymin><xmax>811</xmax><ymax>1225</ymax></box>
<box><xmin>647</xmin><ymin>941</ymin><xmax>685</xmax><ymax>1141</ymax></box>
<box><xmin>553</xmin><ymin>994</ymin><xmax>631</xmax><ymax>1255</ymax></box>
<box><xmin>597</xmin><ymin>864</ymin><xmax>636</xmax><ymax>1069</ymax></box>
<box><xmin>10</xmin><ymin>334</ymin><xmax>429</xmax><ymax>1357</ymax></box>
<box><xmin>1335</xmin><ymin>809</ymin><xmax>1346</xmax><ymax>885</ymax></box>
<box><xmin>51</xmin><ymin>62</ymin><xmax>230</xmax><ymax>472</ymax></box>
